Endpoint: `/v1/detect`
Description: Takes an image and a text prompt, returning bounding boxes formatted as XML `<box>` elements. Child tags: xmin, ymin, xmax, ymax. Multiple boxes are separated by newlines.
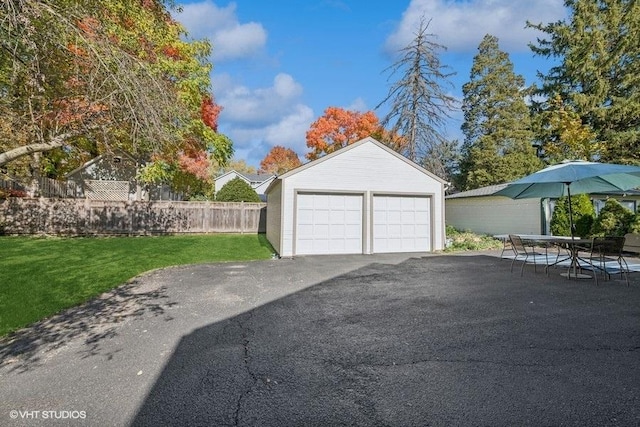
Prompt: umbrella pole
<box><xmin>566</xmin><ymin>183</ymin><xmax>575</xmax><ymax>240</ymax></box>
<box><xmin>566</xmin><ymin>183</ymin><xmax>578</xmax><ymax>279</ymax></box>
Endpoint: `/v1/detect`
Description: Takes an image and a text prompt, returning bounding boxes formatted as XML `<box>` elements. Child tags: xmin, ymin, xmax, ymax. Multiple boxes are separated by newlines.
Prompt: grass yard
<box><xmin>0</xmin><ymin>234</ymin><xmax>275</xmax><ymax>337</ymax></box>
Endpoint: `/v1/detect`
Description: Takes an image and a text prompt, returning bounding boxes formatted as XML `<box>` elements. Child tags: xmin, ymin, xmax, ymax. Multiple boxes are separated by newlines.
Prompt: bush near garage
<box><xmin>444</xmin><ymin>225</ymin><xmax>503</xmax><ymax>252</ymax></box>
<box><xmin>629</xmin><ymin>214</ymin><xmax>640</xmax><ymax>234</ymax></box>
<box><xmin>550</xmin><ymin>193</ymin><xmax>595</xmax><ymax>237</ymax></box>
<box><xmin>215</xmin><ymin>177</ymin><xmax>261</xmax><ymax>202</ymax></box>
<box><xmin>591</xmin><ymin>198</ymin><xmax>636</xmax><ymax>237</ymax></box>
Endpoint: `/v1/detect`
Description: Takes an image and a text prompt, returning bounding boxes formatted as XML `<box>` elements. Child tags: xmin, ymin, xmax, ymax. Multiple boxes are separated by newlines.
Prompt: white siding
<box><xmin>266</xmin><ymin>180</ymin><xmax>283</xmax><ymax>254</ymax></box>
<box><xmin>446</xmin><ymin>196</ymin><xmax>543</xmax><ymax>236</ymax></box>
<box><xmin>273</xmin><ymin>139</ymin><xmax>445</xmax><ymax>257</ymax></box>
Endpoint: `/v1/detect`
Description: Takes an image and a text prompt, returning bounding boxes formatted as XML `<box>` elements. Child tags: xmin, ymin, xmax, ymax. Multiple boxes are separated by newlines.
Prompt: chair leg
<box><xmin>618</xmin><ymin>256</ymin><xmax>630</xmax><ymax>287</ymax></box>
<box><xmin>544</xmin><ymin>246</ymin><xmax>550</xmax><ymax>276</ymax></box>
<box><xmin>532</xmin><ymin>251</ymin><xmax>537</xmax><ymax>273</ymax></box>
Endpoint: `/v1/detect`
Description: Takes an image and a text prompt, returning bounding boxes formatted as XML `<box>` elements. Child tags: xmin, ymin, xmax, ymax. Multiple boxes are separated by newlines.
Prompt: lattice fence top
<box><xmin>84</xmin><ymin>180</ymin><xmax>130</xmax><ymax>201</ymax></box>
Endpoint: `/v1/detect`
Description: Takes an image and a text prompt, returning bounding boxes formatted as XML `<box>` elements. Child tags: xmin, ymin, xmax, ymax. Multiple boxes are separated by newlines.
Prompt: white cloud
<box><xmin>345</xmin><ymin>97</ymin><xmax>368</xmax><ymax>112</ymax></box>
<box><xmin>385</xmin><ymin>0</ymin><xmax>567</xmax><ymax>54</ymax></box>
<box><xmin>264</xmin><ymin>105</ymin><xmax>315</xmax><ymax>154</ymax></box>
<box><xmin>217</xmin><ymin>73</ymin><xmax>304</xmax><ymax>125</ymax></box>
<box><xmin>176</xmin><ymin>1</ymin><xmax>267</xmax><ymax>61</ymax></box>
<box><xmin>214</xmin><ymin>74</ymin><xmax>314</xmax><ymax>166</ymax></box>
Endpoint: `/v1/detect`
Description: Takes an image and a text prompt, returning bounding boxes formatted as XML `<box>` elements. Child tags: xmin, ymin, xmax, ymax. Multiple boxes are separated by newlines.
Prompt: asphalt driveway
<box><xmin>1</xmin><ymin>252</ymin><xmax>640</xmax><ymax>426</ymax></box>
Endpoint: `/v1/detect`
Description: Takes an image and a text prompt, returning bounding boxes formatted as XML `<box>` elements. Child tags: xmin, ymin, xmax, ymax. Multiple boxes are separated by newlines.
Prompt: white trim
<box><xmin>370</xmin><ymin>192</ymin><xmax>434</xmax><ymax>253</ymax></box>
<box><xmin>293</xmin><ymin>190</ymin><xmax>366</xmax><ymax>256</ymax></box>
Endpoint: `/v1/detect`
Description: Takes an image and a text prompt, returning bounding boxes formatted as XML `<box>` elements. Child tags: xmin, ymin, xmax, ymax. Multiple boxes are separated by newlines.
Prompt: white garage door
<box><xmin>295</xmin><ymin>193</ymin><xmax>363</xmax><ymax>255</ymax></box>
<box><xmin>373</xmin><ymin>195</ymin><xmax>431</xmax><ymax>253</ymax></box>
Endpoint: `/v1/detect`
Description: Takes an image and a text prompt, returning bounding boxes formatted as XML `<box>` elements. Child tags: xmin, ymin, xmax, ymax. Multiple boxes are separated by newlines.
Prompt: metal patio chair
<box><xmin>509</xmin><ymin>234</ymin><xmax>550</xmax><ymax>276</ymax></box>
<box><xmin>587</xmin><ymin>236</ymin><xmax>628</xmax><ymax>286</ymax></box>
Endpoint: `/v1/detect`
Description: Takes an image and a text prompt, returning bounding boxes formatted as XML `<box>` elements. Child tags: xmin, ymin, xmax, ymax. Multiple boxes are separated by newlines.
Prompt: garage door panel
<box><xmin>297</xmin><ymin>209</ymin><xmax>314</xmax><ymax>224</ymax></box>
<box><xmin>330</xmin><ymin>210</ymin><xmax>345</xmax><ymax>224</ymax></box>
<box><xmin>314</xmin><ymin>209</ymin><xmax>329</xmax><ymax>223</ymax></box>
<box><xmin>414</xmin><ymin>224</ymin><xmax>429</xmax><ymax>234</ymax></box>
<box><xmin>295</xmin><ymin>193</ymin><xmax>363</xmax><ymax>255</ymax></box>
<box><xmin>401</xmin><ymin>211</ymin><xmax>415</xmax><ymax>223</ymax></box>
<box><xmin>297</xmin><ymin>224</ymin><xmax>314</xmax><ymax>235</ymax></box>
<box><xmin>373</xmin><ymin>195</ymin><xmax>431</xmax><ymax>253</ymax></box>
<box><xmin>329</xmin><ymin>197</ymin><xmax>345</xmax><ymax>209</ymax></box>
<box><xmin>345</xmin><ymin>210</ymin><xmax>362</xmax><ymax>224</ymax></box>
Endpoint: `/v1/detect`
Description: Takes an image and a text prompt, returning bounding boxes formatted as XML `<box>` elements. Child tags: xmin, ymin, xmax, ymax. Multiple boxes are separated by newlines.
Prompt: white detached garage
<box><xmin>265</xmin><ymin>137</ymin><xmax>447</xmax><ymax>257</ymax></box>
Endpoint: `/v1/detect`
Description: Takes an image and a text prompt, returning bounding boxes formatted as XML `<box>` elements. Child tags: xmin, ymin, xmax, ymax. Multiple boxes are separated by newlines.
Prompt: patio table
<box><xmin>524</xmin><ymin>235</ymin><xmax>594</xmax><ymax>280</ymax></box>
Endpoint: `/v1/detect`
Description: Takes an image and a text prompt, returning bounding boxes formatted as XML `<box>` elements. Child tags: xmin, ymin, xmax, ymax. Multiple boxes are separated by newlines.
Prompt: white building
<box><xmin>265</xmin><ymin>137</ymin><xmax>447</xmax><ymax>257</ymax></box>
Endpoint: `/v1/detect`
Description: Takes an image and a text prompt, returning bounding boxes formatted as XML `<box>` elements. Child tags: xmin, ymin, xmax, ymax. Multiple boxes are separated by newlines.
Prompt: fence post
<box><xmin>241</xmin><ymin>201</ymin><xmax>245</xmax><ymax>234</ymax></box>
<box><xmin>127</xmin><ymin>200</ymin><xmax>134</xmax><ymax>235</ymax></box>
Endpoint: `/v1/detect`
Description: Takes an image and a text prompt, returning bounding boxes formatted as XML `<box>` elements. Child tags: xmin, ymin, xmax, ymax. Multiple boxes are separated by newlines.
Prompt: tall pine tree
<box><xmin>458</xmin><ymin>34</ymin><xmax>541</xmax><ymax>190</ymax></box>
<box><xmin>528</xmin><ymin>0</ymin><xmax>640</xmax><ymax>164</ymax></box>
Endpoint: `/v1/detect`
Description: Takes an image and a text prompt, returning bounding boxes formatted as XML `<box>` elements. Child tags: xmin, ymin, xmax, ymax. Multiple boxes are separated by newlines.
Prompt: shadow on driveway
<box><xmin>132</xmin><ymin>254</ymin><xmax>640</xmax><ymax>426</ymax></box>
<box><xmin>0</xmin><ymin>278</ymin><xmax>177</xmax><ymax>373</ymax></box>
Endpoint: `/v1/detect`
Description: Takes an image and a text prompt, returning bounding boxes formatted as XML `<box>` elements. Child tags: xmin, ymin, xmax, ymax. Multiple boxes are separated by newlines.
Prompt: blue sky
<box><xmin>175</xmin><ymin>0</ymin><xmax>567</xmax><ymax>169</ymax></box>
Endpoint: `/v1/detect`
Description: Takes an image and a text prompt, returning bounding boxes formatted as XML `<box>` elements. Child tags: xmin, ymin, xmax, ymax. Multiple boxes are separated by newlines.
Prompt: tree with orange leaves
<box><xmin>259</xmin><ymin>146</ymin><xmax>302</xmax><ymax>175</ymax></box>
<box><xmin>305</xmin><ymin>107</ymin><xmax>406</xmax><ymax>161</ymax></box>
<box><xmin>0</xmin><ymin>0</ymin><xmax>232</xmax><ymax>190</ymax></box>
<box><xmin>305</xmin><ymin>107</ymin><xmax>380</xmax><ymax>161</ymax></box>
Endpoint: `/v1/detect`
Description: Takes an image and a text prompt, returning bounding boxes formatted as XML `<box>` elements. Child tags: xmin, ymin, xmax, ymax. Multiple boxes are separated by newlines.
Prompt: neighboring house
<box><xmin>214</xmin><ymin>170</ymin><xmax>275</xmax><ymax>201</ymax></box>
<box><xmin>265</xmin><ymin>137</ymin><xmax>447</xmax><ymax>257</ymax></box>
<box><xmin>65</xmin><ymin>150</ymin><xmax>180</xmax><ymax>201</ymax></box>
<box><xmin>446</xmin><ymin>184</ymin><xmax>640</xmax><ymax>236</ymax></box>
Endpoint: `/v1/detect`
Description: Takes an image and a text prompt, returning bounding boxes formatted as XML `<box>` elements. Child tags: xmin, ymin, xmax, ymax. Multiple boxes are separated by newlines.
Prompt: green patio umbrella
<box><xmin>494</xmin><ymin>160</ymin><xmax>640</xmax><ymax>238</ymax></box>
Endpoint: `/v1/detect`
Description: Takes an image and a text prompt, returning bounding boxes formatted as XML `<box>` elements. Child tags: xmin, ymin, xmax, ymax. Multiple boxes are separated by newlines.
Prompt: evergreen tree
<box><xmin>591</xmin><ymin>198</ymin><xmax>635</xmax><ymax>236</ymax></box>
<box><xmin>533</xmin><ymin>94</ymin><xmax>601</xmax><ymax>163</ymax></box>
<box><xmin>550</xmin><ymin>194</ymin><xmax>595</xmax><ymax>237</ymax></box>
<box><xmin>215</xmin><ymin>177</ymin><xmax>261</xmax><ymax>203</ymax></box>
<box><xmin>458</xmin><ymin>34</ymin><xmax>542</xmax><ymax>190</ymax></box>
<box><xmin>528</xmin><ymin>0</ymin><xmax>640</xmax><ymax>164</ymax></box>
<box><xmin>376</xmin><ymin>17</ymin><xmax>457</xmax><ymax>170</ymax></box>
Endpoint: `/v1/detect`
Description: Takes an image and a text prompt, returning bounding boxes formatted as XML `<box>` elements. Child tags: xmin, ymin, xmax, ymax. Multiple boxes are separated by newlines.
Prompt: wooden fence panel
<box><xmin>0</xmin><ymin>198</ymin><xmax>267</xmax><ymax>235</ymax></box>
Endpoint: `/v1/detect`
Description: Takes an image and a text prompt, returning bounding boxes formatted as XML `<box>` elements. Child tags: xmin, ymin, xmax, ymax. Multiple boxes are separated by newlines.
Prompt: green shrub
<box><xmin>629</xmin><ymin>214</ymin><xmax>640</xmax><ymax>234</ymax></box>
<box><xmin>215</xmin><ymin>177</ymin><xmax>261</xmax><ymax>202</ymax></box>
<box><xmin>591</xmin><ymin>198</ymin><xmax>635</xmax><ymax>237</ymax></box>
<box><xmin>550</xmin><ymin>194</ymin><xmax>594</xmax><ymax>237</ymax></box>
<box><xmin>444</xmin><ymin>225</ymin><xmax>503</xmax><ymax>252</ymax></box>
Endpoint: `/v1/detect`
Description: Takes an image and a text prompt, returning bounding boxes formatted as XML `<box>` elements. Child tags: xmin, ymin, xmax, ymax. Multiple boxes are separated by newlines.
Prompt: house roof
<box><xmin>241</xmin><ymin>172</ymin><xmax>275</xmax><ymax>183</ymax></box>
<box><xmin>446</xmin><ymin>183</ymin><xmax>640</xmax><ymax>200</ymax></box>
<box><xmin>266</xmin><ymin>137</ymin><xmax>448</xmax><ymax>194</ymax></box>
<box><xmin>65</xmin><ymin>149</ymin><xmax>138</xmax><ymax>179</ymax></box>
<box><xmin>446</xmin><ymin>183</ymin><xmax>509</xmax><ymax>199</ymax></box>
<box><xmin>215</xmin><ymin>170</ymin><xmax>274</xmax><ymax>184</ymax></box>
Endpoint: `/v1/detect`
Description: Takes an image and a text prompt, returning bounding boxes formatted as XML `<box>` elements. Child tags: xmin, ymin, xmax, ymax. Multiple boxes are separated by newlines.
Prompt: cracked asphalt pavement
<box><xmin>1</xmin><ymin>252</ymin><xmax>640</xmax><ymax>426</ymax></box>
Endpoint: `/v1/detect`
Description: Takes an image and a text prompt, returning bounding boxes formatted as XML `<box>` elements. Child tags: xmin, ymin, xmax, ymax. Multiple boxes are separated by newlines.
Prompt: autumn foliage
<box><xmin>178</xmin><ymin>151</ymin><xmax>212</xmax><ymax>182</ymax></box>
<box><xmin>201</xmin><ymin>96</ymin><xmax>222</xmax><ymax>132</ymax></box>
<box><xmin>0</xmin><ymin>0</ymin><xmax>232</xmax><ymax>186</ymax></box>
<box><xmin>259</xmin><ymin>146</ymin><xmax>302</xmax><ymax>174</ymax></box>
<box><xmin>305</xmin><ymin>107</ymin><xmax>405</xmax><ymax>161</ymax></box>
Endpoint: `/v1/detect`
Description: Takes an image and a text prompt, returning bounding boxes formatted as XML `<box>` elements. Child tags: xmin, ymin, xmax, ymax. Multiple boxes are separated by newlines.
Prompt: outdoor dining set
<box><xmin>491</xmin><ymin>160</ymin><xmax>640</xmax><ymax>287</ymax></box>
<box><xmin>497</xmin><ymin>233</ymin><xmax>640</xmax><ymax>286</ymax></box>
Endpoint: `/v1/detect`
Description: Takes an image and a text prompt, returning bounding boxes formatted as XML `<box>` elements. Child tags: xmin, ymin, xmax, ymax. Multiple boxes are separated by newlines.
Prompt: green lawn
<box><xmin>0</xmin><ymin>234</ymin><xmax>275</xmax><ymax>337</ymax></box>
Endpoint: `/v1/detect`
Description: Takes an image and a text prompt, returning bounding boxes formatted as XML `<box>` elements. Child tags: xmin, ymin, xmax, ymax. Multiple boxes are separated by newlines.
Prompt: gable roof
<box><xmin>446</xmin><ymin>183</ymin><xmax>509</xmax><ymax>199</ymax></box>
<box><xmin>65</xmin><ymin>149</ymin><xmax>138</xmax><ymax>179</ymax></box>
<box><xmin>446</xmin><ymin>183</ymin><xmax>640</xmax><ymax>199</ymax></box>
<box><xmin>215</xmin><ymin>170</ymin><xmax>274</xmax><ymax>183</ymax></box>
<box><xmin>267</xmin><ymin>137</ymin><xmax>447</xmax><ymax>194</ymax></box>
<box><xmin>240</xmin><ymin>172</ymin><xmax>275</xmax><ymax>183</ymax></box>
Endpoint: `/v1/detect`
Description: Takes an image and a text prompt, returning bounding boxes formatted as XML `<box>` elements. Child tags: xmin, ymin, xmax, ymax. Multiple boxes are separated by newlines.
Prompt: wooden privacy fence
<box><xmin>0</xmin><ymin>198</ymin><xmax>267</xmax><ymax>235</ymax></box>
